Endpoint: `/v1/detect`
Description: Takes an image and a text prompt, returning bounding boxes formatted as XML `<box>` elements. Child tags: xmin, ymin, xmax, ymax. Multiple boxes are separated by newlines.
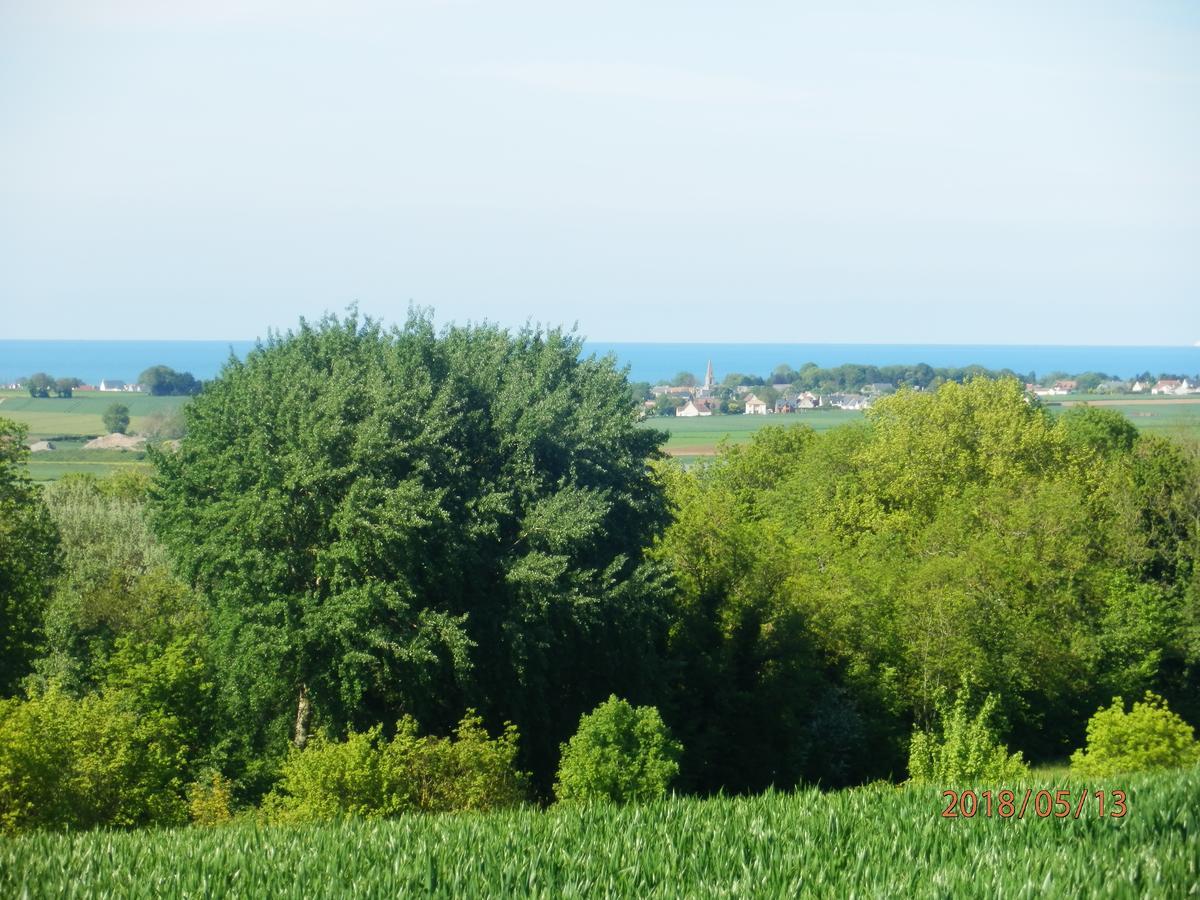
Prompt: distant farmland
<box><xmin>0</xmin><ymin>390</ymin><xmax>185</xmax><ymax>481</ymax></box>
<box><xmin>642</xmin><ymin>396</ymin><xmax>1200</xmax><ymax>459</ymax></box>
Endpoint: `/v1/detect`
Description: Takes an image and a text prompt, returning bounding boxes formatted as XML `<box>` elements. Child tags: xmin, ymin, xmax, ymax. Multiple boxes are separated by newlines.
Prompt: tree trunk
<box><xmin>293</xmin><ymin>683</ymin><xmax>311</xmax><ymax>750</ymax></box>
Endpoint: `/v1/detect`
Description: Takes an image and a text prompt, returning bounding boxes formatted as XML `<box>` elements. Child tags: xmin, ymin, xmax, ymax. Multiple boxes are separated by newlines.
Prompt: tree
<box><xmin>554</xmin><ymin>696</ymin><xmax>681</xmax><ymax>803</ymax></box>
<box><xmin>0</xmin><ymin>418</ymin><xmax>60</xmax><ymax>695</ymax></box>
<box><xmin>654</xmin><ymin>394</ymin><xmax>680</xmax><ymax>416</ymax></box>
<box><xmin>138</xmin><ymin>365</ymin><xmax>201</xmax><ymax>397</ymax></box>
<box><xmin>103</xmin><ymin>403</ymin><xmax>131</xmax><ymax>435</ymax></box>
<box><xmin>26</xmin><ymin>373</ymin><xmax>53</xmax><ymax>398</ymax></box>
<box><xmin>670</xmin><ymin>371</ymin><xmax>697</xmax><ymax>388</ymax></box>
<box><xmin>54</xmin><ymin>377</ymin><xmax>81</xmax><ymax>398</ymax></box>
<box><xmin>149</xmin><ymin>311</ymin><xmax>671</xmax><ymax>794</ymax></box>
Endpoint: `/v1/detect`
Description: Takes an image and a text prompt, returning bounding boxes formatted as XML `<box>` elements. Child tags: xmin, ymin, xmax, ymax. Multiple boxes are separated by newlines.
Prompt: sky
<box><xmin>1</xmin><ymin>0</ymin><xmax>1197</xmax><ymax>344</ymax></box>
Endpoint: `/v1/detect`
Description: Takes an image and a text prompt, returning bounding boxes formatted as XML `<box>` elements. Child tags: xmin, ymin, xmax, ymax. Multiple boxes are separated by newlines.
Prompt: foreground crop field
<box><xmin>4</xmin><ymin>767</ymin><xmax>1197</xmax><ymax>898</ymax></box>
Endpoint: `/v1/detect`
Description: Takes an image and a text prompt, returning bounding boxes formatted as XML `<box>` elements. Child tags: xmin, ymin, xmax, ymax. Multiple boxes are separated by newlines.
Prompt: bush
<box><xmin>188</xmin><ymin>771</ymin><xmax>235</xmax><ymax>826</ymax></box>
<box><xmin>0</xmin><ymin>684</ymin><xmax>190</xmax><ymax>833</ymax></box>
<box><xmin>908</xmin><ymin>690</ymin><xmax>1029</xmax><ymax>784</ymax></box>
<box><xmin>268</xmin><ymin>712</ymin><xmax>528</xmax><ymax>823</ymax></box>
<box><xmin>554</xmin><ymin>696</ymin><xmax>682</xmax><ymax>804</ymax></box>
<box><xmin>1070</xmin><ymin>692</ymin><xmax>1200</xmax><ymax>778</ymax></box>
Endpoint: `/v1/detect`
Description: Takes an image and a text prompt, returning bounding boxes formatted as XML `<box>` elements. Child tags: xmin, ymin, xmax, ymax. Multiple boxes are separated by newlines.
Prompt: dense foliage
<box><xmin>0</xmin><ymin>419</ymin><xmax>59</xmax><ymax>694</ymax></box>
<box><xmin>654</xmin><ymin>379</ymin><xmax>1200</xmax><ymax>791</ymax></box>
<box><xmin>266</xmin><ymin>713</ymin><xmax>528</xmax><ymax>822</ymax></box>
<box><xmin>908</xmin><ymin>690</ymin><xmax>1029</xmax><ymax>784</ymax></box>
<box><xmin>1071</xmin><ymin>692</ymin><xmax>1200</xmax><ymax>778</ymax></box>
<box><xmin>149</xmin><ymin>311</ymin><xmax>670</xmax><ymax>794</ymax></box>
<box><xmin>138</xmin><ymin>365</ymin><xmax>202</xmax><ymax>396</ymax></box>
<box><xmin>554</xmin><ymin>695</ymin><xmax>682</xmax><ymax>804</ymax></box>
<box><xmin>4</xmin><ymin>767</ymin><xmax>1197</xmax><ymax>897</ymax></box>
<box><xmin>3</xmin><ymin>315</ymin><xmax>1199</xmax><ymax>840</ymax></box>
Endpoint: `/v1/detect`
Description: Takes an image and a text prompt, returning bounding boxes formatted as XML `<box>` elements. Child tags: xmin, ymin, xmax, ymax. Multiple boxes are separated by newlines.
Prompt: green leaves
<box><xmin>1071</xmin><ymin>692</ymin><xmax>1200</xmax><ymax>778</ymax></box>
<box><xmin>0</xmin><ymin>418</ymin><xmax>59</xmax><ymax>696</ymax></box>
<box><xmin>149</xmin><ymin>311</ymin><xmax>670</xmax><ymax>790</ymax></box>
<box><xmin>554</xmin><ymin>696</ymin><xmax>682</xmax><ymax>804</ymax></box>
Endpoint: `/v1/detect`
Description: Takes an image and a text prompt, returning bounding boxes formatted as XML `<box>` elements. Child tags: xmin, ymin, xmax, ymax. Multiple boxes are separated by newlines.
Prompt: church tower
<box><xmin>703</xmin><ymin>359</ymin><xmax>715</xmax><ymax>395</ymax></box>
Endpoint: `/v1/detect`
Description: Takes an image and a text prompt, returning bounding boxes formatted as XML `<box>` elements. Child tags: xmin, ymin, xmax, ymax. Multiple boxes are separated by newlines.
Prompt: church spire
<box><xmin>704</xmin><ymin>359</ymin><xmax>715</xmax><ymax>392</ymax></box>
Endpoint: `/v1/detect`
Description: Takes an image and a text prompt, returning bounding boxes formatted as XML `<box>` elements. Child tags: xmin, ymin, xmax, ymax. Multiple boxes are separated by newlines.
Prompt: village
<box><xmin>644</xmin><ymin>361</ymin><xmax>1200</xmax><ymax>418</ymax></box>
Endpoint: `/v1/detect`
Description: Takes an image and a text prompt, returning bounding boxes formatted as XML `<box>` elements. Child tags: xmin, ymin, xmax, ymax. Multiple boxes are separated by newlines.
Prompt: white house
<box><xmin>1130</xmin><ymin>380</ymin><xmax>1147</xmax><ymax>393</ymax></box>
<box><xmin>99</xmin><ymin>379</ymin><xmax>126</xmax><ymax>392</ymax></box>
<box><xmin>678</xmin><ymin>398</ymin><xmax>715</xmax><ymax>417</ymax></box>
<box><xmin>1151</xmin><ymin>379</ymin><xmax>1189</xmax><ymax>395</ymax></box>
<box><xmin>743</xmin><ymin>394</ymin><xmax>768</xmax><ymax>415</ymax></box>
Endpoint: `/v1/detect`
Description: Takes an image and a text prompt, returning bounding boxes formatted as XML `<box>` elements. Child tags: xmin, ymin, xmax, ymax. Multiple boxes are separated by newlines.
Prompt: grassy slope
<box><xmin>3</xmin><ymin>767</ymin><xmax>1196</xmax><ymax>898</ymax></box>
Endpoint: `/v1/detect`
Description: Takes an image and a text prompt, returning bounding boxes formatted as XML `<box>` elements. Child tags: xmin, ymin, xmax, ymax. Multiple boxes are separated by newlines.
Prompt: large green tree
<box><xmin>0</xmin><ymin>419</ymin><xmax>59</xmax><ymax>695</ymax></box>
<box><xmin>150</xmin><ymin>312</ymin><xmax>670</xmax><ymax>793</ymax></box>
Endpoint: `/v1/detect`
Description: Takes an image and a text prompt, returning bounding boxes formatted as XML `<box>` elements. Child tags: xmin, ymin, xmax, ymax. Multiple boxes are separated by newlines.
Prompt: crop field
<box><xmin>3</xmin><ymin>767</ymin><xmax>1196</xmax><ymax>898</ymax></box>
<box><xmin>24</xmin><ymin>441</ymin><xmax>152</xmax><ymax>483</ymax></box>
<box><xmin>642</xmin><ymin>410</ymin><xmax>863</xmax><ymax>456</ymax></box>
<box><xmin>645</xmin><ymin>396</ymin><xmax>1200</xmax><ymax>458</ymax></box>
<box><xmin>1048</xmin><ymin>397</ymin><xmax>1200</xmax><ymax>440</ymax></box>
<box><xmin>0</xmin><ymin>390</ymin><xmax>188</xmax><ymax>439</ymax></box>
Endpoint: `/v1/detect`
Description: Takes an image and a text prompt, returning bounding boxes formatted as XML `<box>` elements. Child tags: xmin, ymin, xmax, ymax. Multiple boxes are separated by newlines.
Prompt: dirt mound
<box><xmin>83</xmin><ymin>433</ymin><xmax>146</xmax><ymax>451</ymax></box>
<box><xmin>28</xmin><ymin>440</ymin><xmax>56</xmax><ymax>452</ymax></box>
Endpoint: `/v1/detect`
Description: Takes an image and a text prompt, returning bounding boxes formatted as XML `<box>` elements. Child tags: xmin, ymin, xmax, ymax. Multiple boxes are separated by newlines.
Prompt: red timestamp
<box><xmin>940</xmin><ymin>788</ymin><xmax>1128</xmax><ymax>820</ymax></box>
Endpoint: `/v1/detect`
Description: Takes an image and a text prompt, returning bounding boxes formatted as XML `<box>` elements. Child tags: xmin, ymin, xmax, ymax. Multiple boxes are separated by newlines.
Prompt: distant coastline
<box><xmin>1</xmin><ymin>339</ymin><xmax>1198</xmax><ymax>386</ymax></box>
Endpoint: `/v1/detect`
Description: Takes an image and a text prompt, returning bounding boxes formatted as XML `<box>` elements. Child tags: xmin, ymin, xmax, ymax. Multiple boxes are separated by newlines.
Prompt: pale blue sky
<box><xmin>2</xmin><ymin>1</ymin><xmax>1197</xmax><ymax>343</ymax></box>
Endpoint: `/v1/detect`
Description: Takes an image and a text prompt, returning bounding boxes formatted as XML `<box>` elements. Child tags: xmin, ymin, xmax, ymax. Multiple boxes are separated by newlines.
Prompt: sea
<box><xmin>1</xmin><ymin>340</ymin><xmax>1198</xmax><ymax>386</ymax></box>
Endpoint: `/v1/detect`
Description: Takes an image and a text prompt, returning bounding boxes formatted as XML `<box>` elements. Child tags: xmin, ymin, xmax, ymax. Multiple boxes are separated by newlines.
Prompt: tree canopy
<box><xmin>138</xmin><ymin>366</ymin><xmax>201</xmax><ymax>396</ymax></box>
<box><xmin>150</xmin><ymin>311</ymin><xmax>671</xmax><ymax>791</ymax></box>
<box><xmin>0</xmin><ymin>419</ymin><xmax>60</xmax><ymax>695</ymax></box>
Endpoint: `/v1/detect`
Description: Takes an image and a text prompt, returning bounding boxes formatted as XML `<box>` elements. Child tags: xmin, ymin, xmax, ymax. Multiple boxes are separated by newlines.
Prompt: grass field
<box><xmin>644</xmin><ymin>396</ymin><xmax>1200</xmax><ymax>458</ymax></box>
<box><xmin>1</xmin><ymin>391</ymin><xmax>179</xmax><ymax>481</ymax></box>
<box><xmin>3</xmin><ymin>767</ymin><xmax>1196</xmax><ymax>897</ymax></box>
<box><xmin>0</xmin><ymin>390</ymin><xmax>188</xmax><ymax>439</ymax></box>
<box><xmin>642</xmin><ymin>409</ymin><xmax>864</xmax><ymax>456</ymax></box>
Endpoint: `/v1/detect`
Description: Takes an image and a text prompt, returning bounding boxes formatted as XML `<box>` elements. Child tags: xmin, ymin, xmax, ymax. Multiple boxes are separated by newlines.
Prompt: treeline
<box><xmin>23</xmin><ymin>373</ymin><xmax>82</xmax><ymax>398</ymax></box>
<box><xmin>1</xmin><ymin>313</ymin><xmax>1197</xmax><ymax>831</ymax></box>
<box><xmin>652</xmin><ymin>362</ymin><xmax>1199</xmax><ymax>396</ymax></box>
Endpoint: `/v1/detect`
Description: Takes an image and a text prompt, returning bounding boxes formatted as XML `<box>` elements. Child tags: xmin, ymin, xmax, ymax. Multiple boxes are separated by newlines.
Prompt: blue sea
<box><xmin>1</xmin><ymin>340</ymin><xmax>1198</xmax><ymax>386</ymax></box>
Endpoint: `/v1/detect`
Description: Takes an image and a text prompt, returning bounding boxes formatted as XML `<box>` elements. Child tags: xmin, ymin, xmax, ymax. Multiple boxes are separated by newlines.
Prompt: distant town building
<box><xmin>99</xmin><ymin>379</ymin><xmax>126</xmax><ymax>392</ymax></box>
<box><xmin>678</xmin><ymin>398</ymin><xmax>717</xmax><ymax>417</ymax></box>
<box><xmin>743</xmin><ymin>394</ymin><xmax>768</xmax><ymax>415</ymax></box>
<box><xmin>1151</xmin><ymin>379</ymin><xmax>1190</xmax><ymax>395</ymax></box>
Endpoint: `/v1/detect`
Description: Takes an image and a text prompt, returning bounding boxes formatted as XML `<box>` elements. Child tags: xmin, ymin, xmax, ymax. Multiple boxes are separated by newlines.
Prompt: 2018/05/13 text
<box><xmin>940</xmin><ymin>789</ymin><xmax>1127</xmax><ymax>819</ymax></box>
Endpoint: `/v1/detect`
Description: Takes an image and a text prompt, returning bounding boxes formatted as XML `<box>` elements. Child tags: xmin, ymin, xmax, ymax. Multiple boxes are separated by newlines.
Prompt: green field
<box><xmin>3</xmin><ymin>767</ymin><xmax>1195</xmax><ymax>897</ymax></box>
<box><xmin>1047</xmin><ymin>397</ymin><xmax>1200</xmax><ymax>440</ymax></box>
<box><xmin>641</xmin><ymin>409</ymin><xmax>864</xmax><ymax>456</ymax></box>
<box><xmin>0</xmin><ymin>389</ymin><xmax>188</xmax><ymax>438</ymax></box>
<box><xmin>1</xmin><ymin>390</ymin><xmax>180</xmax><ymax>481</ymax></box>
<box><xmin>644</xmin><ymin>396</ymin><xmax>1200</xmax><ymax>458</ymax></box>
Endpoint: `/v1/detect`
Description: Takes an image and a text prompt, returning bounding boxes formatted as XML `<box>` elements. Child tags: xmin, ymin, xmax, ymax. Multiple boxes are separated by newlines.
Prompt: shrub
<box><xmin>188</xmin><ymin>771</ymin><xmax>235</xmax><ymax>826</ymax></box>
<box><xmin>908</xmin><ymin>690</ymin><xmax>1029</xmax><ymax>784</ymax></box>
<box><xmin>554</xmin><ymin>696</ymin><xmax>682</xmax><ymax>804</ymax></box>
<box><xmin>1070</xmin><ymin>692</ymin><xmax>1200</xmax><ymax>778</ymax></box>
<box><xmin>268</xmin><ymin>712</ymin><xmax>528</xmax><ymax>823</ymax></box>
<box><xmin>0</xmin><ymin>685</ymin><xmax>189</xmax><ymax>833</ymax></box>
